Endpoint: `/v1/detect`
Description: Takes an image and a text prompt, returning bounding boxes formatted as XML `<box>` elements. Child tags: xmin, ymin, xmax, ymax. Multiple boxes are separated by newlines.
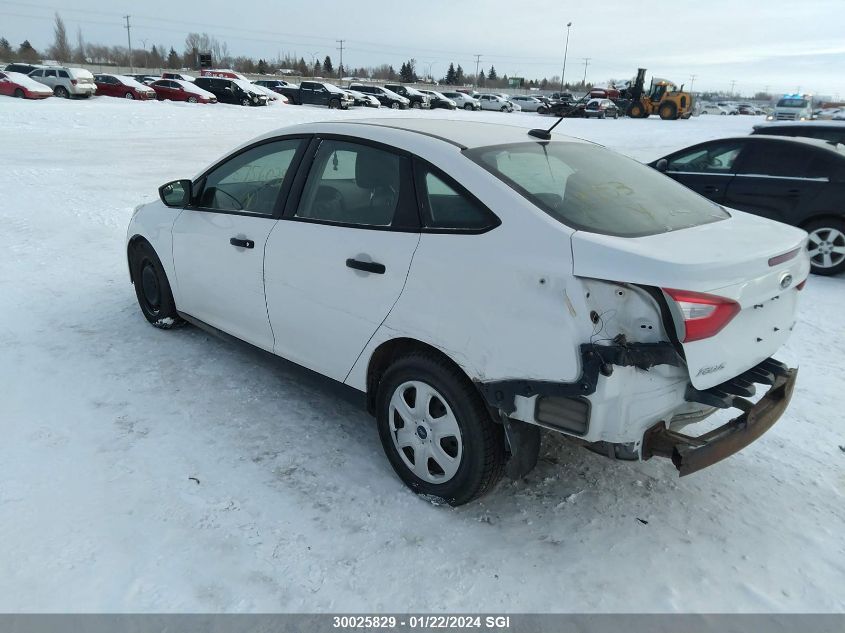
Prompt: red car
<box><xmin>0</xmin><ymin>70</ymin><xmax>52</xmax><ymax>99</ymax></box>
<box><xmin>93</xmin><ymin>74</ymin><xmax>156</xmax><ymax>100</ymax></box>
<box><xmin>149</xmin><ymin>78</ymin><xmax>217</xmax><ymax>104</ymax></box>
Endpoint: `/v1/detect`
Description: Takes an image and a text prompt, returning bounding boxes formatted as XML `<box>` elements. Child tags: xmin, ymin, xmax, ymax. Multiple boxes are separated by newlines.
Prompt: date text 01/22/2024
<box><xmin>332</xmin><ymin>615</ymin><xmax>512</xmax><ymax>629</ymax></box>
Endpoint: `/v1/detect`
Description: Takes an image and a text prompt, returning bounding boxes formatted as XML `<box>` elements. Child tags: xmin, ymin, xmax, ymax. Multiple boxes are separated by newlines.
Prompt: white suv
<box><xmin>478</xmin><ymin>93</ymin><xmax>513</xmax><ymax>112</ymax></box>
<box><xmin>127</xmin><ymin>119</ymin><xmax>808</xmax><ymax>505</ymax></box>
<box><xmin>28</xmin><ymin>66</ymin><xmax>96</xmax><ymax>98</ymax></box>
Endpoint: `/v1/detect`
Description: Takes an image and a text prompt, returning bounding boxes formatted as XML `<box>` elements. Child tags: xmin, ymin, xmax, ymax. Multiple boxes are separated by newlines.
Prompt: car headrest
<box><xmin>355</xmin><ymin>149</ymin><xmax>400</xmax><ymax>190</ymax></box>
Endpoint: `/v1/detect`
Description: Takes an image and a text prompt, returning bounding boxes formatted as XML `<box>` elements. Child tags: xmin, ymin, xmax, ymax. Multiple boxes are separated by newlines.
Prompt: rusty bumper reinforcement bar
<box><xmin>643</xmin><ymin>363</ymin><xmax>797</xmax><ymax>476</ymax></box>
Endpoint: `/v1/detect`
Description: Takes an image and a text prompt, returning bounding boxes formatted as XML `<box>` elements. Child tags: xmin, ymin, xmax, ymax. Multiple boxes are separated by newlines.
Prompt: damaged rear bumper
<box><xmin>643</xmin><ymin>359</ymin><xmax>797</xmax><ymax>476</ymax></box>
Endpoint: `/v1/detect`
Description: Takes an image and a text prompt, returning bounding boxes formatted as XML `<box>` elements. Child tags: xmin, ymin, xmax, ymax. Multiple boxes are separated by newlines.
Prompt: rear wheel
<box><xmin>14</xmin><ymin>88</ymin><xmax>24</xmax><ymax>98</ymax></box>
<box><xmin>376</xmin><ymin>352</ymin><xmax>505</xmax><ymax>506</ymax></box>
<box><xmin>124</xmin><ymin>91</ymin><xmax>134</xmax><ymax>99</ymax></box>
<box><xmin>804</xmin><ymin>218</ymin><xmax>845</xmax><ymax>275</ymax></box>
<box><xmin>659</xmin><ymin>102</ymin><xmax>678</xmax><ymax>120</ymax></box>
<box><xmin>129</xmin><ymin>240</ymin><xmax>184</xmax><ymax>328</ymax></box>
<box><xmin>391</xmin><ymin>102</ymin><xmax>400</xmax><ymax>109</ymax></box>
<box><xmin>187</xmin><ymin>96</ymin><xmax>197</xmax><ymax>103</ymax></box>
<box><xmin>54</xmin><ymin>86</ymin><xmax>69</xmax><ymax>99</ymax></box>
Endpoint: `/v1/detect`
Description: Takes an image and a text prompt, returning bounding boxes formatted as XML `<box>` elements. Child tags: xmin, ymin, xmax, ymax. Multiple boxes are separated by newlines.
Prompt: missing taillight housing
<box><xmin>663</xmin><ymin>288</ymin><xmax>741</xmax><ymax>343</ymax></box>
<box><xmin>768</xmin><ymin>248</ymin><xmax>800</xmax><ymax>267</ymax></box>
<box><xmin>797</xmin><ymin>279</ymin><xmax>807</xmax><ymax>291</ymax></box>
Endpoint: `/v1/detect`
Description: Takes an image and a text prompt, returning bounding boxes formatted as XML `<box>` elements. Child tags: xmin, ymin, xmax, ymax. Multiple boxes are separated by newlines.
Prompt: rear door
<box><xmin>725</xmin><ymin>139</ymin><xmax>829</xmax><ymax>224</ymax></box>
<box><xmin>171</xmin><ymin>137</ymin><xmax>309</xmax><ymax>350</ymax></box>
<box><xmin>662</xmin><ymin>139</ymin><xmax>746</xmax><ymax>203</ymax></box>
<box><xmin>264</xmin><ymin>137</ymin><xmax>421</xmax><ymax>381</ymax></box>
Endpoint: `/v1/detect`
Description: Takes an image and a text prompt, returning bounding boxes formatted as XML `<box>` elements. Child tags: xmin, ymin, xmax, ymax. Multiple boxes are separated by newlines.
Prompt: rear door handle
<box><xmin>230</xmin><ymin>237</ymin><xmax>255</xmax><ymax>249</ymax></box>
<box><xmin>703</xmin><ymin>185</ymin><xmax>720</xmax><ymax>193</ymax></box>
<box><xmin>346</xmin><ymin>258</ymin><xmax>386</xmax><ymax>274</ymax></box>
<box><xmin>786</xmin><ymin>189</ymin><xmax>802</xmax><ymax>197</ymax></box>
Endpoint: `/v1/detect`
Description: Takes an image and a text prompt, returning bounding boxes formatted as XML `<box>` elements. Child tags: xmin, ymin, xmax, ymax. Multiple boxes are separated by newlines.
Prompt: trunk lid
<box><xmin>572</xmin><ymin>210</ymin><xmax>810</xmax><ymax>389</ymax></box>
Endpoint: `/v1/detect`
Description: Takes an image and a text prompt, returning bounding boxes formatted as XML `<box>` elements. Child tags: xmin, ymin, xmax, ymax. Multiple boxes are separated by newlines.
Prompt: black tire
<box><xmin>628</xmin><ymin>101</ymin><xmax>646</xmax><ymax>118</ymax></box>
<box><xmin>613</xmin><ymin>110</ymin><xmax>619</xmax><ymax>119</ymax></box>
<box><xmin>803</xmin><ymin>217</ymin><xmax>845</xmax><ymax>276</ymax></box>
<box><xmin>376</xmin><ymin>352</ymin><xmax>505</xmax><ymax>506</ymax></box>
<box><xmin>241</xmin><ymin>98</ymin><xmax>250</xmax><ymax>106</ymax></box>
<box><xmin>537</xmin><ymin>105</ymin><xmax>547</xmax><ymax>115</ymax></box>
<box><xmin>599</xmin><ymin>111</ymin><xmax>606</xmax><ymax>119</ymax></box>
<box><xmin>14</xmin><ymin>88</ymin><xmax>25</xmax><ymax>98</ymax></box>
<box><xmin>187</xmin><ymin>96</ymin><xmax>197</xmax><ymax>103</ymax></box>
<box><xmin>54</xmin><ymin>86</ymin><xmax>69</xmax><ymax>99</ymax></box>
<box><xmin>464</xmin><ymin>103</ymin><xmax>473</xmax><ymax>111</ymax></box>
<box><xmin>329</xmin><ymin>98</ymin><xmax>339</xmax><ymax>109</ymax></box>
<box><xmin>124</xmin><ymin>91</ymin><xmax>134</xmax><ymax>99</ymax></box>
<box><xmin>391</xmin><ymin>102</ymin><xmax>400</xmax><ymax>109</ymax></box>
<box><xmin>659</xmin><ymin>102</ymin><xmax>678</xmax><ymax>120</ymax></box>
<box><xmin>129</xmin><ymin>240</ymin><xmax>184</xmax><ymax>328</ymax></box>
<box><xmin>411</xmin><ymin>101</ymin><xmax>421</xmax><ymax>109</ymax></box>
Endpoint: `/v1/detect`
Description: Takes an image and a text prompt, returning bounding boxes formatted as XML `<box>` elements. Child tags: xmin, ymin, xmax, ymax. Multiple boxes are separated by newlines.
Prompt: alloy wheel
<box><xmin>807</xmin><ymin>227</ymin><xmax>845</xmax><ymax>270</ymax></box>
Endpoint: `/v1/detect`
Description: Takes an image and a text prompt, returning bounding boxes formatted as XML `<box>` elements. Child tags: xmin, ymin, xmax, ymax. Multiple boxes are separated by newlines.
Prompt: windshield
<box><xmin>777</xmin><ymin>98</ymin><xmax>809</xmax><ymax>108</ymax></box>
<box><xmin>465</xmin><ymin>142</ymin><xmax>729</xmax><ymax>237</ymax></box>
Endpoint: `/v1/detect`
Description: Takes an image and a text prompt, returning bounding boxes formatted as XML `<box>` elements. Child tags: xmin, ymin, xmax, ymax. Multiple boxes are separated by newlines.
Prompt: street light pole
<box><xmin>561</xmin><ymin>22</ymin><xmax>571</xmax><ymax>92</ymax></box>
<box><xmin>425</xmin><ymin>61</ymin><xmax>435</xmax><ymax>83</ymax></box>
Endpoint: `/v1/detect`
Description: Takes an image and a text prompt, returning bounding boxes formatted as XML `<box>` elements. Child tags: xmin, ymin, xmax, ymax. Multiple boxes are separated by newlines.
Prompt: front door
<box><xmin>265</xmin><ymin>138</ymin><xmax>421</xmax><ymax>382</ymax></box>
<box><xmin>172</xmin><ymin>137</ymin><xmax>308</xmax><ymax>351</ymax></box>
<box><xmin>663</xmin><ymin>139</ymin><xmax>746</xmax><ymax>203</ymax></box>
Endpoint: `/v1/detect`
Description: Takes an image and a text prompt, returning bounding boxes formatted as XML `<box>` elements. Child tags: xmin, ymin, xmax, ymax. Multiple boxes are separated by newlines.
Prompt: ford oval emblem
<box><xmin>780</xmin><ymin>273</ymin><xmax>793</xmax><ymax>290</ymax></box>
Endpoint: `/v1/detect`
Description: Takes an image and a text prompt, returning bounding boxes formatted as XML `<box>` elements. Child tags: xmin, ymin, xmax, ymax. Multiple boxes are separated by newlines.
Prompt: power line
<box><xmin>581</xmin><ymin>57</ymin><xmax>590</xmax><ymax>85</ymax></box>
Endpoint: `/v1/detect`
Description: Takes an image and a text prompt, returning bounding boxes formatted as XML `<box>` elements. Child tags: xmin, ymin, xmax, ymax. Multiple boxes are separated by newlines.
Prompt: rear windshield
<box><xmin>465</xmin><ymin>142</ymin><xmax>729</xmax><ymax>237</ymax></box>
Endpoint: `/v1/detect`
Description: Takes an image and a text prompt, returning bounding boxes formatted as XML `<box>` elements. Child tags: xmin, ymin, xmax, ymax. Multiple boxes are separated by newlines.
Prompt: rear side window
<box><xmin>415</xmin><ymin>163</ymin><xmax>499</xmax><ymax>232</ymax></box>
<box><xmin>738</xmin><ymin>141</ymin><xmax>827</xmax><ymax>178</ymax></box>
<box><xmin>466</xmin><ymin>142</ymin><xmax>728</xmax><ymax>238</ymax></box>
<box><xmin>58</xmin><ymin>70</ymin><xmax>69</xmax><ymax>78</ymax></box>
<box><xmin>295</xmin><ymin>140</ymin><xmax>411</xmax><ymax>228</ymax></box>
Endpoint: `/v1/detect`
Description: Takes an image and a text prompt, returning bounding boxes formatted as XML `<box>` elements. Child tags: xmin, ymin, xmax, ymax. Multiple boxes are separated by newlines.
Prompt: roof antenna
<box><xmin>528</xmin><ymin>116</ymin><xmax>564</xmax><ymax>140</ymax></box>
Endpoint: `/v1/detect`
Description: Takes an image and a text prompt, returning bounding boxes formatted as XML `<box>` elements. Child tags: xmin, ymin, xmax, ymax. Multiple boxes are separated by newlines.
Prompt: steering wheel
<box><xmin>241</xmin><ymin>178</ymin><xmax>282</xmax><ymax>211</ymax></box>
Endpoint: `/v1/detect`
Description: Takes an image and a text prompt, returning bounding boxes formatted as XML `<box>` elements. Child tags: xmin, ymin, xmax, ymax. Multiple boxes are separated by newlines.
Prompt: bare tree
<box><xmin>49</xmin><ymin>12</ymin><xmax>72</xmax><ymax>62</ymax></box>
<box><xmin>73</xmin><ymin>26</ymin><xmax>86</xmax><ymax>63</ymax></box>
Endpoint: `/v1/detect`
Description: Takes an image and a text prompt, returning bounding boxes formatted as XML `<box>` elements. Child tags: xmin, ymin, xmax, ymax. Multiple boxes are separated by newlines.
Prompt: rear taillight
<box><xmin>797</xmin><ymin>279</ymin><xmax>807</xmax><ymax>291</ymax></box>
<box><xmin>663</xmin><ymin>288</ymin><xmax>741</xmax><ymax>343</ymax></box>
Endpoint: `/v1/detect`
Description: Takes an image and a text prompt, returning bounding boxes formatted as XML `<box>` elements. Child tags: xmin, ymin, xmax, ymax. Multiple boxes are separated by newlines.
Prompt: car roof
<box><xmin>692</xmin><ymin>134</ymin><xmax>845</xmax><ymax>155</ymax></box>
<box><xmin>256</xmin><ymin>118</ymin><xmax>592</xmax><ymax>150</ymax></box>
<box><xmin>753</xmin><ymin>120</ymin><xmax>845</xmax><ymax>129</ymax></box>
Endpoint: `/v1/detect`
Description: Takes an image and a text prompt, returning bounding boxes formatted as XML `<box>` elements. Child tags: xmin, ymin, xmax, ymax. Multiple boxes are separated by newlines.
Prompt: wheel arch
<box><xmin>126</xmin><ymin>234</ymin><xmax>152</xmax><ymax>284</ymax></box>
<box><xmin>364</xmin><ymin>337</ymin><xmax>478</xmax><ymax>415</ymax></box>
<box><xmin>799</xmin><ymin>212</ymin><xmax>845</xmax><ymax>229</ymax></box>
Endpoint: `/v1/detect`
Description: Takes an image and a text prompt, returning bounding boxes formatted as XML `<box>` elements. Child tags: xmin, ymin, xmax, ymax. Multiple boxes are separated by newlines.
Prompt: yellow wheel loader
<box><xmin>624</xmin><ymin>68</ymin><xmax>693</xmax><ymax>119</ymax></box>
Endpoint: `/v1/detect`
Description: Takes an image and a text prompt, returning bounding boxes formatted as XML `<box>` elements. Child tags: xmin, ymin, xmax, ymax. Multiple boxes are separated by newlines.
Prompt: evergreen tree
<box><xmin>257</xmin><ymin>58</ymin><xmax>267</xmax><ymax>74</ymax></box>
<box><xmin>149</xmin><ymin>44</ymin><xmax>163</xmax><ymax>68</ymax></box>
<box><xmin>297</xmin><ymin>57</ymin><xmax>308</xmax><ymax>76</ymax></box>
<box><xmin>0</xmin><ymin>37</ymin><xmax>13</xmax><ymax>61</ymax></box>
<box><xmin>166</xmin><ymin>46</ymin><xmax>180</xmax><ymax>69</ymax></box>
<box><xmin>477</xmin><ymin>69</ymin><xmax>485</xmax><ymax>86</ymax></box>
<box><xmin>387</xmin><ymin>65</ymin><xmax>396</xmax><ymax>80</ymax></box>
<box><xmin>445</xmin><ymin>62</ymin><xmax>456</xmax><ymax>85</ymax></box>
<box><xmin>400</xmin><ymin>61</ymin><xmax>415</xmax><ymax>83</ymax></box>
<box><xmin>313</xmin><ymin>59</ymin><xmax>322</xmax><ymax>76</ymax></box>
<box><xmin>50</xmin><ymin>12</ymin><xmax>72</xmax><ymax>61</ymax></box>
<box><xmin>488</xmin><ymin>65</ymin><xmax>497</xmax><ymax>81</ymax></box>
<box><xmin>455</xmin><ymin>64</ymin><xmax>464</xmax><ymax>84</ymax></box>
<box><xmin>323</xmin><ymin>55</ymin><xmax>333</xmax><ymax>76</ymax></box>
<box><xmin>18</xmin><ymin>40</ymin><xmax>38</xmax><ymax>63</ymax></box>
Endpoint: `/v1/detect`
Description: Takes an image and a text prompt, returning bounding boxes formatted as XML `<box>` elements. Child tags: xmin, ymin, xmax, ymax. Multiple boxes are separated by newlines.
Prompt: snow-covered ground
<box><xmin>1</xmin><ymin>97</ymin><xmax>843</xmax><ymax>613</ymax></box>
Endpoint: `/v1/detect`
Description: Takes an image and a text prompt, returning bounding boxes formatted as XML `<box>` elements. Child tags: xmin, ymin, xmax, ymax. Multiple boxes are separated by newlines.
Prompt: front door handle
<box><xmin>230</xmin><ymin>237</ymin><xmax>255</xmax><ymax>249</ymax></box>
<box><xmin>346</xmin><ymin>258</ymin><xmax>386</xmax><ymax>274</ymax></box>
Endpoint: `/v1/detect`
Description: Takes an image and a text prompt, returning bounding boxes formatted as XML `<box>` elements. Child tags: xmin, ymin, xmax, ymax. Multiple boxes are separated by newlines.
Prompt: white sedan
<box><xmin>700</xmin><ymin>103</ymin><xmax>729</xmax><ymax>115</ymax></box>
<box><xmin>509</xmin><ymin>95</ymin><xmax>545</xmax><ymax>112</ymax></box>
<box><xmin>127</xmin><ymin>119</ymin><xmax>808</xmax><ymax>505</ymax></box>
<box><xmin>441</xmin><ymin>91</ymin><xmax>480</xmax><ymax>110</ymax></box>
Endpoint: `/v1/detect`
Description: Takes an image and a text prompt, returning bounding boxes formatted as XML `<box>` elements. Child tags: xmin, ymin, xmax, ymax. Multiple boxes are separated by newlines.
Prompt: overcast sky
<box><xmin>2</xmin><ymin>0</ymin><xmax>843</xmax><ymax>98</ymax></box>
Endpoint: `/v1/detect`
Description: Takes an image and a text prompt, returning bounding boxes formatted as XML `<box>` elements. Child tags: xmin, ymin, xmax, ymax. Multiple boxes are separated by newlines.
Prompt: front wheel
<box><xmin>464</xmin><ymin>103</ymin><xmax>473</xmax><ymax>111</ymax></box>
<box><xmin>329</xmin><ymin>98</ymin><xmax>339</xmax><ymax>109</ymax></box>
<box><xmin>14</xmin><ymin>88</ymin><xmax>25</xmax><ymax>98</ymax></box>
<box><xmin>376</xmin><ymin>352</ymin><xmax>505</xmax><ymax>506</ymax></box>
<box><xmin>805</xmin><ymin>218</ymin><xmax>845</xmax><ymax>275</ymax></box>
<box><xmin>391</xmin><ymin>102</ymin><xmax>400</xmax><ymax>109</ymax></box>
<box><xmin>187</xmin><ymin>96</ymin><xmax>197</xmax><ymax>103</ymax></box>
<box><xmin>129</xmin><ymin>240</ymin><xmax>184</xmax><ymax>328</ymax></box>
<box><xmin>411</xmin><ymin>101</ymin><xmax>421</xmax><ymax>109</ymax></box>
<box><xmin>241</xmin><ymin>98</ymin><xmax>251</xmax><ymax>106</ymax></box>
<box><xmin>537</xmin><ymin>106</ymin><xmax>547</xmax><ymax>115</ymax></box>
<box><xmin>124</xmin><ymin>92</ymin><xmax>135</xmax><ymax>99</ymax></box>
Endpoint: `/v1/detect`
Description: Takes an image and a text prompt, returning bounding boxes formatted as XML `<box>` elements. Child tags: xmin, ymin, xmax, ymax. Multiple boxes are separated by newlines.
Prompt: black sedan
<box><xmin>752</xmin><ymin>121</ymin><xmax>845</xmax><ymax>145</ymax></box>
<box><xmin>650</xmin><ymin>135</ymin><xmax>845</xmax><ymax>275</ymax></box>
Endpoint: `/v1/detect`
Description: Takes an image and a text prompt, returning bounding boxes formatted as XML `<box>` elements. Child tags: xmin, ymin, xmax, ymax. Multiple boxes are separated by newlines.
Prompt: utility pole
<box><xmin>474</xmin><ymin>54</ymin><xmax>482</xmax><ymax>87</ymax></box>
<box><xmin>140</xmin><ymin>38</ymin><xmax>148</xmax><ymax>69</ymax></box>
<box><xmin>336</xmin><ymin>39</ymin><xmax>345</xmax><ymax>79</ymax></box>
<box><xmin>561</xmin><ymin>22</ymin><xmax>571</xmax><ymax>92</ymax></box>
<box><xmin>689</xmin><ymin>74</ymin><xmax>697</xmax><ymax>93</ymax></box>
<box><xmin>123</xmin><ymin>15</ymin><xmax>133</xmax><ymax>73</ymax></box>
<box><xmin>729</xmin><ymin>79</ymin><xmax>736</xmax><ymax>96</ymax></box>
<box><xmin>581</xmin><ymin>57</ymin><xmax>590</xmax><ymax>87</ymax></box>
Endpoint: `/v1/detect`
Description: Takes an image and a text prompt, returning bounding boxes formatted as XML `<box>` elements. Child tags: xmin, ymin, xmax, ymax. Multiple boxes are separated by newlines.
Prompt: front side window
<box><xmin>466</xmin><ymin>142</ymin><xmax>728</xmax><ymax>237</ymax></box>
<box><xmin>30</xmin><ymin>69</ymin><xmax>43</xmax><ymax>77</ymax></box>
<box><xmin>197</xmin><ymin>139</ymin><xmax>303</xmax><ymax>215</ymax></box>
<box><xmin>295</xmin><ymin>140</ymin><xmax>404</xmax><ymax>227</ymax></box>
<box><xmin>667</xmin><ymin>141</ymin><xmax>744</xmax><ymax>173</ymax></box>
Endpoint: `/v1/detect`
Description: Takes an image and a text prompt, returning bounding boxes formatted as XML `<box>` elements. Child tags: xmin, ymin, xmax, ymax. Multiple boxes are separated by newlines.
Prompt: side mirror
<box><xmin>224</xmin><ymin>86</ymin><xmax>233</xmax><ymax>92</ymax></box>
<box><xmin>655</xmin><ymin>158</ymin><xmax>669</xmax><ymax>173</ymax></box>
<box><xmin>159</xmin><ymin>179</ymin><xmax>192</xmax><ymax>207</ymax></box>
